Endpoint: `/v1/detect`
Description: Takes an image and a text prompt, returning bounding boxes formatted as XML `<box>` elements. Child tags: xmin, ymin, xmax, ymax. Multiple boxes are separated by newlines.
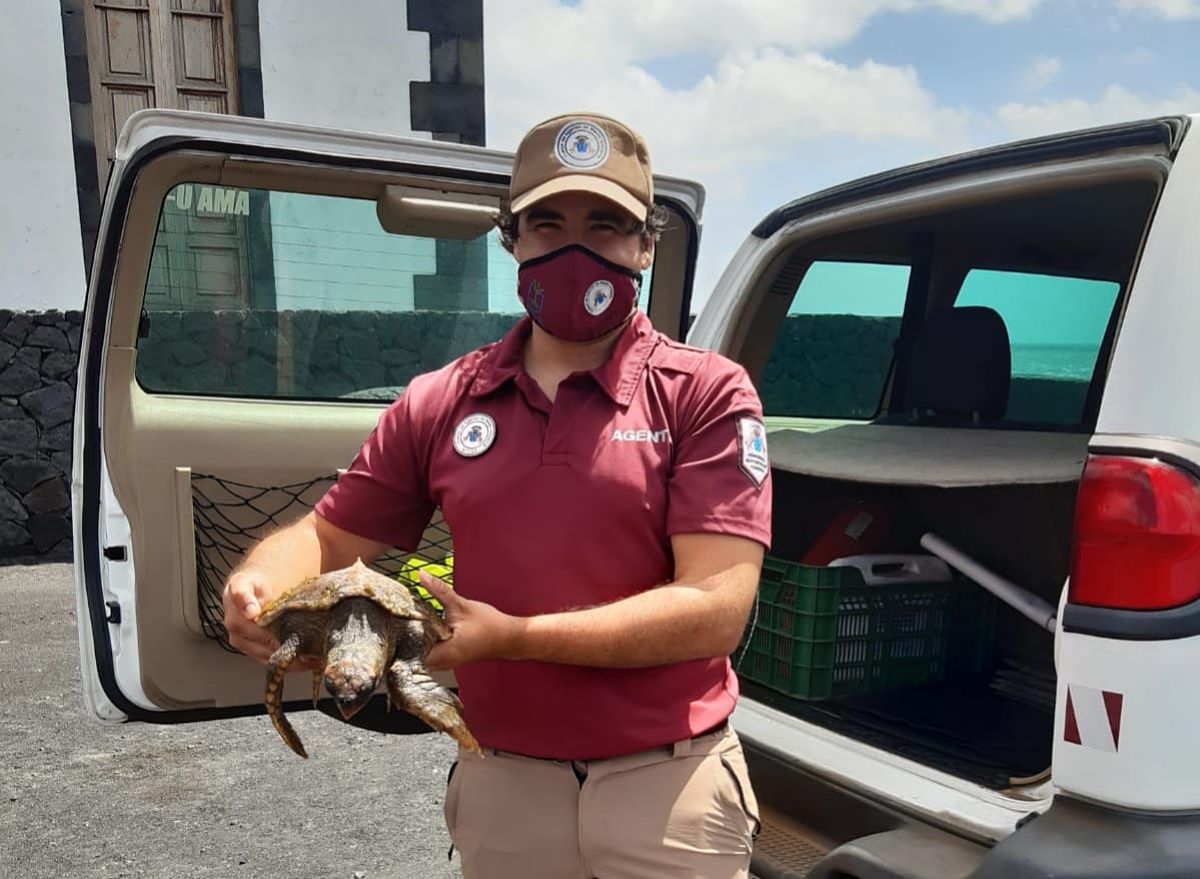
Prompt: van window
<box><xmin>759</xmin><ymin>260</ymin><xmax>908</xmax><ymax>419</ymax></box>
<box><xmin>136</xmin><ymin>183</ymin><xmax>655</xmax><ymax>400</ymax></box>
<box><xmin>955</xmin><ymin>269</ymin><xmax>1119</xmax><ymax>425</ymax></box>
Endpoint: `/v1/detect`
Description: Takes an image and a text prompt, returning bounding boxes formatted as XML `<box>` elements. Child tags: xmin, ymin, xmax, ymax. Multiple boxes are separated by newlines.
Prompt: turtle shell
<box><xmin>256</xmin><ymin>558</ymin><xmax>432</xmax><ymax>626</ymax></box>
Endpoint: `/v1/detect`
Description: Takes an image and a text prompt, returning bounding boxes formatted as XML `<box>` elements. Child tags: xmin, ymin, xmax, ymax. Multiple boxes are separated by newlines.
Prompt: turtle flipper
<box><xmin>386</xmin><ymin>658</ymin><xmax>482</xmax><ymax>755</ymax></box>
<box><xmin>265</xmin><ymin>632</ymin><xmax>308</xmax><ymax>759</ymax></box>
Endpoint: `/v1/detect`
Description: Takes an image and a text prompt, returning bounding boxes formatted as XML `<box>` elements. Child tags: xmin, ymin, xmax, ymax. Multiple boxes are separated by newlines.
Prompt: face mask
<box><xmin>517</xmin><ymin>244</ymin><xmax>642</xmax><ymax>342</ymax></box>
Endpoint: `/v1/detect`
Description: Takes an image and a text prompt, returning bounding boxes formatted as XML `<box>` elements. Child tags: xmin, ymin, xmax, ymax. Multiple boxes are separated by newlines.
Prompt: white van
<box><xmin>73</xmin><ymin>109</ymin><xmax>1200</xmax><ymax>877</ymax></box>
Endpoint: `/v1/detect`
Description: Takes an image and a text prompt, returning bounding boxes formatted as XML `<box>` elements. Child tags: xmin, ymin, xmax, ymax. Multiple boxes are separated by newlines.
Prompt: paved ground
<box><xmin>0</xmin><ymin>562</ymin><xmax>462</xmax><ymax>879</ymax></box>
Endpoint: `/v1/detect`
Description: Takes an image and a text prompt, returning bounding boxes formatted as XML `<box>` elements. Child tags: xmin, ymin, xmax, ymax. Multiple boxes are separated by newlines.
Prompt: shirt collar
<box><xmin>589</xmin><ymin>310</ymin><xmax>658</xmax><ymax>405</ymax></box>
<box><xmin>469</xmin><ymin>311</ymin><xmax>659</xmax><ymax>406</ymax></box>
<box><xmin>468</xmin><ymin>316</ymin><xmax>530</xmax><ymax>398</ymax></box>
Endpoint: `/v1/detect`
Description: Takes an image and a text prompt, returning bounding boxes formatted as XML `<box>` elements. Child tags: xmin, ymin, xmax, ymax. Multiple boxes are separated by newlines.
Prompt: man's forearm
<box><xmin>509</xmin><ymin>569</ymin><xmax>757</xmax><ymax>668</ymax></box>
<box><xmin>234</xmin><ymin>512</ymin><xmax>324</xmax><ymax>594</ymax></box>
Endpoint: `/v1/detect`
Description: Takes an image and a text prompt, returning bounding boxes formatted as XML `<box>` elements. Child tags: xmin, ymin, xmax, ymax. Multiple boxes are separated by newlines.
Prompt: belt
<box><xmin>569</xmin><ymin>720</ymin><xmax>732</xmax><ymax>785</ymax></box>
<box><xmin>669</xmin><ymin>719</ymin><xmax>729</xmax><ymax>758</ymax></box>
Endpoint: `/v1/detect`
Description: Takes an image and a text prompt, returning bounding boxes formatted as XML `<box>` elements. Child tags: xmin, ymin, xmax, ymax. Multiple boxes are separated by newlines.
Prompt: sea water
<box><xmin>1010</xmin><ymin>343</ymin><xmax>1097</xmax><ymax>382</ymax></box>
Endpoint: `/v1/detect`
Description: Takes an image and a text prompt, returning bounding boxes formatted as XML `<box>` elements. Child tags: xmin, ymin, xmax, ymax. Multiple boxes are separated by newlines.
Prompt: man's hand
<box><xmin>222</xmin><ymin>569</ymin><xmax>282</xmax><ymax>663</ymax></box>
<box><xmin>419</xmin><ymin>572</ymin><xmax>526</xmax><ymax>671</ymax></box>
<box><xmin>220</xmin><ymin>512</ymin><xmax>384</xmax><ymax>669</ymax></box>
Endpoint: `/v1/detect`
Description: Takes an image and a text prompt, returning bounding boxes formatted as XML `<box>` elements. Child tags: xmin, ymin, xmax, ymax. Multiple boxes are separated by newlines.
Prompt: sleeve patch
<box><xmin>737</xmin><ymin>417</ymin><xmax>770</xmax><ymax>487</ymax></box>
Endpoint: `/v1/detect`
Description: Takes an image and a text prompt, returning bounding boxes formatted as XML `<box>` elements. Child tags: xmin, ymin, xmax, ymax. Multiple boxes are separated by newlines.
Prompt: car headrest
<box><xmin>905</xmin><ymin>306</ymin><xmax>1011</xmax><ymax>424</ymax></box>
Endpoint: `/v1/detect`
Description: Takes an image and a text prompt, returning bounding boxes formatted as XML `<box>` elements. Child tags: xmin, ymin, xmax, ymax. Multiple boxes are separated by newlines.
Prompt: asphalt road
<box><xmin>0</xmin><ymin>562</ymin><xmax>462</xmax><ymax>879</ymax></box>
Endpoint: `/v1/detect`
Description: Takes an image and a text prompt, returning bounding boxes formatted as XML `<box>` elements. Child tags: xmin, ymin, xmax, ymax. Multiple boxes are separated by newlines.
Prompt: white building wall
<box><xmin>1</xmin><ymin>5</ymin><xmax>86</xmax><ymax>311</ymax></box>
<box><xmin>258</xmin><ymin>0</ymin><xmax>436</xmax><ymax>312</ymax></box>
<box><xmin>257</xmin><ymin>0</ymin><xmax>431</xmax><ymax>137</ymax></box>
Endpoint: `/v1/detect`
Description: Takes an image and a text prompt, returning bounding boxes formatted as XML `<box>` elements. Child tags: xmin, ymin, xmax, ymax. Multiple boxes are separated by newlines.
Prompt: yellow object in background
<box><xmin>397</xmin><ymin>555</ymin><xmax>454</xmax><ymax>612</ymax></box>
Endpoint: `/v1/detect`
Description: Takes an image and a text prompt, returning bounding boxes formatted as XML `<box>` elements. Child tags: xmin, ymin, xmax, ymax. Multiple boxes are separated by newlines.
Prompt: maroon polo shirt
<box><xmin>315</xmin><ymin>310</ymin><xmax>772</xmax><ymax>760</ymax></box>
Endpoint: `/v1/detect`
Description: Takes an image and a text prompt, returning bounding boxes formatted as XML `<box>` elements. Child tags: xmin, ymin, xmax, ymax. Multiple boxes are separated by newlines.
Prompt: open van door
<box><xmin>72</xmin><ymin>109</ymin><xmax>704</xmax><ymax>728</ymax></box>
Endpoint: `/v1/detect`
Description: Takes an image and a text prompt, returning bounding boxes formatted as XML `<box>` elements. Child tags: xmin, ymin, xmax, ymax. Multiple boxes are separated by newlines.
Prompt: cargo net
<box><xmin>192</xmin><ymin>473</ymin><xmax>453</xmax><ymax>652</ymax></box>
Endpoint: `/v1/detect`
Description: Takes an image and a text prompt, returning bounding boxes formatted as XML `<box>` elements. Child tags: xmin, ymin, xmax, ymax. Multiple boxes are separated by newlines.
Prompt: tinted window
<box><xmin>759</xmin><ymin>260</ymin><xmax>908</xmax><ymax>419</ymax></box>
<box><xmin>136</xmin><ymin>184</ymin><xmax>654</xmax><ymax>400</ymax></box>
<box><xmin>955</xmin><ymin>269</ymin><xmax>1119</xmax><ymax>425</ymax></box>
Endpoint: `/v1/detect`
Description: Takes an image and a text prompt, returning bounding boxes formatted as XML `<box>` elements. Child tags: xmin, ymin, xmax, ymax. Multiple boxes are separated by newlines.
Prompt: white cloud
<box><xmin>1022</xmin><ymin>56</ymin><xmax>1063</xmax><ymax>91</ymax></box>
<box><xmin>483</xmin><ymin>0</ymin><xmax>1040</xmax><ymax>306</ymax></box>
<box><xmin>486</xmin><ymin>0</ymin><xmax>1042</xmax><ymax>77</ymax></box>
<box><xmin>1017</xmin><ymin>56</ymin><xmax>1065</xmax><ymax>91</ymax></box>
<box><xmin>1117</xmin><ymin>0</ymin><xmax>1200</xmax><ymax>18</ymax></box>
<box><xmin>485</xmin><ymin>1</ymin><xmax>971</xmax><ymax>170</ymax></box>
<box><xmin>996</xmin><ymin>84</ymin><xmax>1200</xmax><ymax>140</ymax></box>
<box><xmin>933</xmin><ymin>0</ymin><xmax>1042</xmax><ymax>21</ymax></box>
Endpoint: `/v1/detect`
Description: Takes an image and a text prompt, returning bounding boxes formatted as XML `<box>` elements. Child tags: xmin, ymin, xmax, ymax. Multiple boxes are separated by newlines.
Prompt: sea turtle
<box><xmin>256</xmin><ymin>558</ymin><xmax>481</xmax><ymax>759</ymax></box>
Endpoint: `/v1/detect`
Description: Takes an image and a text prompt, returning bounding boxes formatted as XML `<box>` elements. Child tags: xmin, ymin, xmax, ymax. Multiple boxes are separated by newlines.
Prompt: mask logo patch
<box><xmin>583</xmin><ymin>280</ymin><xmax>615</xmax><ymax>316</ymax></box>
<box><xmin>737</xmin><ymin>417</ymin><xmax>770</xmax><ymax>487</ymax></box>
<box><xmin>525</xmin><ymin>279</ymin><xmax>545</xmax><ymax>318</ymax></box>
<box><xmin>453</xmin><ymin>414</ymin><xmax>497</xmax><ymax>458</ymax></box>
<box><xmin>554</xmin><ymin>120</ymin><xmax>610</xmax><ymax>170</ymax></box>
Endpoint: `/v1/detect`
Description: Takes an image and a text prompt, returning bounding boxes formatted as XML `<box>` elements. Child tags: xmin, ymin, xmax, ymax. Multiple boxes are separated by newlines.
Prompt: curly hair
<box><xmin>493</xmin><ymin>202</ymin><xmax>671</xmax><ymax>254</ymax></box>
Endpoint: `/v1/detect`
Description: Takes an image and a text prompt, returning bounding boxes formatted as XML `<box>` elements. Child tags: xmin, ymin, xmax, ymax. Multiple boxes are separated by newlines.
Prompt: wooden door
<box><xmin>83</xmin><ymin>0</ymin><xmax>239</xmax><ymax>185</ymax></box>
<box><xmin>85</xmin><ymin>1</ymin><xmax>257</xmax><ymax>312</ymax></box>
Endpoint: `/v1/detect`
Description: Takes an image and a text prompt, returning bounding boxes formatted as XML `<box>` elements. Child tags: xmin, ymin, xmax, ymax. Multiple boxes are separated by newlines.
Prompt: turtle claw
<box><xmin>386</xmin><ymin>658</ymin><xmax>482</xmax><ymax>755</ymax></box>
<box><xmin>273</xmin><ymin>710</ymin><xmax>309</xmax><ymax>760</ymax></box>
<box><xmin>311</xmin><ymin>671</ymin><xmax>321</xmax><ymax>709</ymax></box>
<box><xmin>266</xmin><ymin>633</ymin><xmax>309</xmax><ymax>759</ymax></box>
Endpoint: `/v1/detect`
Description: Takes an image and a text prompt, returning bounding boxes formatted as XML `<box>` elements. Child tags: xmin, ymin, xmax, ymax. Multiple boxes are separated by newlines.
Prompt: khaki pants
<box><xmin>443</xmin><ymin>724</ymin><xmax>760</xmax><ymax>879</ymax></box>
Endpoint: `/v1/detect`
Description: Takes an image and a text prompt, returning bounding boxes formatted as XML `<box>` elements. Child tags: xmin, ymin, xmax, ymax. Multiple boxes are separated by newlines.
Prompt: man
<box><xmin>223</xmin><ymin>112</ymin><xmax>772</xmax><ymax>878</ymax></box>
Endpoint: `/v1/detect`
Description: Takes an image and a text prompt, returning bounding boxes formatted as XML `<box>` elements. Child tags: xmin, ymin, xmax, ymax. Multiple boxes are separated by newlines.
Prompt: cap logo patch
<box><xmin>555</xmin><ymin>120</ymin><xmax>610</xmax><ymax>170</ymax></box>
<box><xmin>453</xmin><ymin>413</ymin><xmax>496</xmax><ymax>458</ymax></box>
<box><xmin>737</xmin><ymin>417</ymin><xmax>770</xmax><ymax>487</ymax></box>
<box><xmin>583</xmin><ymin>280</ymin><xmax>615</xmax><ymax>316</ymax></box>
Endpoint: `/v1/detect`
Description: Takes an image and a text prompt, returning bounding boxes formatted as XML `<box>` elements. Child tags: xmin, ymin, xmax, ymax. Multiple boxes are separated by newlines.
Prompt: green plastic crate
<box><xmin>738</xmin><ymin>555</ymin><xmax>996</xmax><ymax>701</ymax></box>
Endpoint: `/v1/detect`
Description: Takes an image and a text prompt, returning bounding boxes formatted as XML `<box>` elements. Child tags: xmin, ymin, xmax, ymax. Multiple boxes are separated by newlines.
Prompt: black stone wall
<box><xmin>136</xmin><ymin>310</ymin><xmax>519</xmax><ymax>399</ymax></box>
<box><xmin>0</xmin><ymin>311</ymin><xmax>82</xmax><ymax>560</ymax></box>
<box><xmin>407</xmin><ymin>0</ymin><xmax>485</xmax><ymax>147</ymax></box>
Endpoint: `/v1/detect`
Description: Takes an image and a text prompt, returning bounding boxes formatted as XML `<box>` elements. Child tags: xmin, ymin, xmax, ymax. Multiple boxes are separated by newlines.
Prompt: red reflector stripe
<box><xmin>1063</xmin><ymin>685</ymin><xmax>1124</xmax><ymax>752</ymax></box>
<box><xmin>1064</xmin><ymin>689</ymin><xmax>1082</xmax><ymax>745</ymax></box>
<box><xmin>1103</xmin><ymin>691</ymin><xmax>1123</xmax><ymax>750</ymax></box>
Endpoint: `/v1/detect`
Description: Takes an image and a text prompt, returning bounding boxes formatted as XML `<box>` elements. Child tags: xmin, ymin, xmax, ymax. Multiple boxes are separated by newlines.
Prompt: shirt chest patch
<box><xmin>453</xmin><ymin>413</ymin><xmax>497</xmax><ymax>457</ymax></box>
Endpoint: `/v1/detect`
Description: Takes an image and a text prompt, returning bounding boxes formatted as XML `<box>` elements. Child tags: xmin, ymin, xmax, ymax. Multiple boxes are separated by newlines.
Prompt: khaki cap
<box><xmin>510</xmin><ymin>112</ymin><xmax>653</xmax><ymax>221</ymax></box>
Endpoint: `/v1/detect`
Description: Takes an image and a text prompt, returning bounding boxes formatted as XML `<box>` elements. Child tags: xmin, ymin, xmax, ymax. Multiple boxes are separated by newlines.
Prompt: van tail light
<box><xmin>1070</xmin><ymin>455</ymin><xmax>1200</xmax><ymax>610</ymax></box>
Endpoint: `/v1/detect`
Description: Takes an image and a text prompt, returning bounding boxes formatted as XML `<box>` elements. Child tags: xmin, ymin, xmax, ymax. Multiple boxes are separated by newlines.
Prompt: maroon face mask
<box><xmin>517</xmin><ymin>244</ymin><xmax>642</xmax><ymax>342</ymax></box>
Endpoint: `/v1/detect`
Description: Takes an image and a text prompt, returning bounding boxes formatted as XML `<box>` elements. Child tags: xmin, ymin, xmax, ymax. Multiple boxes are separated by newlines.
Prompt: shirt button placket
<box><xmin>541</xmin><ymin>379</ymin><xmax>578</xmax><ymax>468</ymax></box>
<box><xmin>514</xmin><ymin>372</ymin><xmax>559</xmax><ymax>467</ymax></box>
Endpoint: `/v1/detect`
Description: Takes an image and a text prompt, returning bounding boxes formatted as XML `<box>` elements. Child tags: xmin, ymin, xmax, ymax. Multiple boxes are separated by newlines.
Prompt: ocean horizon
<box><xmin>1011</xmin><ymin>343</ymin><xmax>1097</xmax><ymax>381</ymax></box>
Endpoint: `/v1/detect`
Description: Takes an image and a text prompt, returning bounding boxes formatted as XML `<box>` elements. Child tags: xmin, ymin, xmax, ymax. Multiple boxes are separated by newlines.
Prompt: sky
<box><xmin>482</xmin><ymin>0</ymin><xmax>1200</xmax><ymax>312</ymax></box>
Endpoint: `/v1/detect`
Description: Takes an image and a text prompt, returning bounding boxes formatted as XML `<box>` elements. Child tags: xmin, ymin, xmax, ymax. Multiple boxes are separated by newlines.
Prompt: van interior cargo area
<box><xmin>750</xmin><ymin>463</ymin><xmax>1073</xmax><ymax>790</ymax></box>
<box><xmin>733</xmin><ymin>174</ymin><xmax>1165</xmax><ymax>793</ymax></box>
<box><xmin>741</xmin><ymin>673</ymin><xmax>1053</xmax><ymax>790</ymax></box>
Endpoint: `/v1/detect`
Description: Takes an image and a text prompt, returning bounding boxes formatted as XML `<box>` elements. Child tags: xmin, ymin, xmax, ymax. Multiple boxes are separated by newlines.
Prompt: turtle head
<box><xmin>323</xmin><ymin>653</ymin><xmax>382</xmax><ymax>720</ymax></box>
<box><xmin>323</xmin><ymin>597</ymin><xmax>390</xmax><ymax>720</ymax></box>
